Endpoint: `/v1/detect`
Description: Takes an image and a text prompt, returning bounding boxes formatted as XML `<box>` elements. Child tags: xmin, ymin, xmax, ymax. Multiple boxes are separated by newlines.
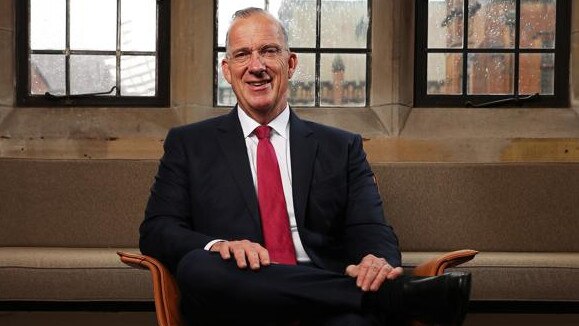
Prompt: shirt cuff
<box><xmin>204</xmin><ymin>239</ymin><xmax>225</xmax><ymax>251</ymax></box>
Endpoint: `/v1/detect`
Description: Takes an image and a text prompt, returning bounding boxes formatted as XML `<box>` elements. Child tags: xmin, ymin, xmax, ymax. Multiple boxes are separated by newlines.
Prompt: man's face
<box><xmin>222</xmin><ymin>14</ymin><xmax>297</xmax><ymax>123</ymax></box>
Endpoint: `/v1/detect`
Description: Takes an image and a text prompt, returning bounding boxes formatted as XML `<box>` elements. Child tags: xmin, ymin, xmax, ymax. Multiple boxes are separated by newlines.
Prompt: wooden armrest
<box><xmin>412</xmin><ymin>249</ymin><xmax>478</xmax><ymax>277</ymax></box>
<box><xmin>118</xmin><ymin>251</ymin><xmax>184</xmax><ymax>326</ymax></box>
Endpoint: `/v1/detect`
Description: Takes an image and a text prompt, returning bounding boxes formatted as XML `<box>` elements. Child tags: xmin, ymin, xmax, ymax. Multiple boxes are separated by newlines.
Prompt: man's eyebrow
<box><xmin>231</xmin><ymin>47</ymin><xmax>251</xmax><ymax>54</ymax></box>
<box><xmin>231</xmin><ymin>43</ymin><xmax>283</xmax><ymax>52</ymax></box>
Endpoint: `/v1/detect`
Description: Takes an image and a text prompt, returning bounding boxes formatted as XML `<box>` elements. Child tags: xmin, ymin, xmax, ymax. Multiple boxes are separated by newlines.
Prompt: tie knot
<box><xmin>254</xmin><ymin>125</ymin><xmax>271</xmax><ymax>140</ymax></box>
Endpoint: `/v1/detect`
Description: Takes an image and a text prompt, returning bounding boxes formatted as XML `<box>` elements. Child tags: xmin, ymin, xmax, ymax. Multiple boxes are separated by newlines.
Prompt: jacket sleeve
<box><xmin>342</xmin><ymin>134</ymin><xmax>401</xmax><ymax>268</ymax></box>
<box><xmin>139</xmin><ymin>128</ymin><xmax>214</xmax><ymax>273</ymax></box>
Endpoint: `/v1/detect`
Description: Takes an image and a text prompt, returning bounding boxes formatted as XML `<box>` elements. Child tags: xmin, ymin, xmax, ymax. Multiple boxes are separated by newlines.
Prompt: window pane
<box><xmin>321</xmin><ymin>0</ymin><xmax>368</xmax><ymax>48</ymax></box>
<box><xmin>121</xmin><ymin>0</ymin><xmax>157</xmax><ymax>52</ymax></box>
<box><xmin>428</xmin><ymin>0</ymin><xmax>463</xmax><ymax>49</ymax></box>
<box><xmin>30</xmin><ymin>0</ymin><xmax>66</xmax><ymax>50</ymax></box>
<box><xmin>467</xmin><ymin>53</ymin><xmax>514</xmax><ymax>95</ymax></box>
<box><xmin>216</xmin><ymin>52</ymin><xmax>236</xmax><ymax>106</ymax></box>
<box><xmin>273</xmin><ymin>0</ymin><xmax>316</xmax><ymax>48</ymax></box>
<box><xmin>468</xmin><ymin>0</ymin><xmax>515</xmax><ymax>49</ymax></box>
<box><xmin>427</xmin><ymin>53</ymin><xmax>463</xmax><ymax>95</ymax></box>
<box><xmin>289</xmin><ymin>53</ymin><xmax>315</xmax><ymax>107</ymax></box>
<box><xmin>121</xmin><ymin>56</ymin><xmax>156</xmax><ymax>96</ymax></box>
<box><xmin>70</xmin><ymin>55</ymin><xmax>116</xmax><ymax>95</ymax></box>
<box><xmin>30</xmin><ymin>54</ymin><xmax>65</xmax><ymax>95</ymax></box>
<box><xmin>217</xmin><ymin>0</ymin><xmax>265</xmax><ymax>47</ymax></box>
<box><xmin>70</xmin><ymin>0</ymin><xmax>117</xmax><ymax>51</ymax></box>
<box><xmin>320</xmin><ymin>53</ymin><xmax>366</xmax><ymax>106</ymax></box>
<box><xmin>519</xmin><ymin>53</ymin><xmax>554</xmax><ymax>95</ymax></box>
<box><xmin>520</xmin><ymin>0</ymin><xmax>556</xmax><ymax>49</ymax></box>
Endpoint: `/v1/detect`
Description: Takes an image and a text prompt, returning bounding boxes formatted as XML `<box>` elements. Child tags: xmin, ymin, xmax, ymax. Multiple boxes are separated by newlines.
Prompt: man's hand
<box><xmin>344</xmin><ymin>254</ymin><xmax>403</xmax><ymax>292</ymax></box>
<box><xmin>210</xmin><ymin>240</ymin><xmax>270</xmax><ymax>270</ymax></box>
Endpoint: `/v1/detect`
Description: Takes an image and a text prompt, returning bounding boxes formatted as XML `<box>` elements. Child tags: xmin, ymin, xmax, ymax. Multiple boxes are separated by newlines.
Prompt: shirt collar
<box><xmin>237</xmin><ymin>104</ymin><xmax>290</xmax><ymax>139</ymax></box>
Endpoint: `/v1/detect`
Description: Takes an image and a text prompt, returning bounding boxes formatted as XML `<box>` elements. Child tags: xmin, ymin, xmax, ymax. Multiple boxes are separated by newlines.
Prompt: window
<box><xmin>16</xmin><ymin>0</ymin><xmax>170</xmax><ymax>107</ymax></box>
<box><xmin>414</xmin><ymin>0</ymin><xmax>571</xmax><ymax>108</ymax></box>
<box><xmin>215</xmin><ymin>0</ymin><xmax>370</xmax><ymax>108</ymax></box>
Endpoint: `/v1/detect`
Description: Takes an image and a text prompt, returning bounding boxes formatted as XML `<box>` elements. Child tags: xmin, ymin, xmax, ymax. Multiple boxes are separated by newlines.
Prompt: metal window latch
<box><xmin>45</xmin><ymin>86</ymin><xmax>117</xmax><ymax>99</ymax></box>
<box><xmin>465</xmin><ymin>93</ymin><xmax>540</xmax><ymax>108</ymax></box>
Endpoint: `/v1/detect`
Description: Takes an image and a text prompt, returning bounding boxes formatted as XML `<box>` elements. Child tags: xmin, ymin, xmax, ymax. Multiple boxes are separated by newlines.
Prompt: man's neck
<box><xmin>238</xmin><ymin>103</ymin><xmax>289</xmax><ymax>126</ymax></box>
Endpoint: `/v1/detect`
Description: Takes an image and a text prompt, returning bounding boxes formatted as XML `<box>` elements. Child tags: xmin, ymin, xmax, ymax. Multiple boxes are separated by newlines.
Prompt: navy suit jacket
<box><xmin>139</xmin><ymin>108</ymin><xmax>400</xmax><ymax>274</ymax></box>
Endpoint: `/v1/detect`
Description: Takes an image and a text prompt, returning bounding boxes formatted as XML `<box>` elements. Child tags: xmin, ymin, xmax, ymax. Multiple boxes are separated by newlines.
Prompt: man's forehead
<box><xmin>228</xmin><ymin>15</ymin><xmax>284</xmax><ymax>45</ymax></box>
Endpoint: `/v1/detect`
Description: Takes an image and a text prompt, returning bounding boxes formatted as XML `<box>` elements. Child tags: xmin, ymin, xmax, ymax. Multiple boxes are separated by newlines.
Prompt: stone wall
<box><xmin>0</xmin><ymin>0</ymin><xmax>578</xmax><ymax>163</ymax></box>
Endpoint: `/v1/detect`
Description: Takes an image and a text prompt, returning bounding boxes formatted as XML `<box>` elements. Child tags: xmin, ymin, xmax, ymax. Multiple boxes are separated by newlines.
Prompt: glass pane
<box><xmin>468</xmin><ymin>0</ymin><xmax>515</xmax><ymax>49</ymax></box>
<box><xmin>217</xmin><ymin>0</ymin><xmax>265</xmax><ymax>47</ymax></box>
<box><xmin>520</xmin><ymin>0</ymin><xmax>556</xmax><ymax>49</ymax></box>
<box><xmin>272</xmin><ymin>0</ymin><xmax>316</xmax><ymax>48</ymax></box>
<box><xmin>30</xmin><ymin>55</ymin><xmax>65</xmax><ymax>95</ymax></box>
<box><xmin>321</xmin><ymin>0</ymin><xmax>368</xmax><ymax>48</ymax></box>
<box><xmin>467</xmin><ymin>53</ymin><xmax>514</xmax><ymax>95</ymax></box>
<box><xmin>216</xmin><ymin>52</ymin><xmax>236</xmax><ymax>106</ymax></box>
<box><xmin>121</xmin><ymin>0</ymin><xmax>157</xmax><ymax>52</ymax></box>
<box><xmin>70</xmin><ymin>0</ymin><xmax>117</xmax><ymax>51</ymax></box>
<box><xmin>427</xmin><ymin>53</ymin><xmax>463</xmax><ymax>95</ymax></box>
<box><xmin>121</xmin><ymin>56</ymin><xmax>156</xmax><ymax>96</ymax></box>
<box><xmin>70</xmin><ymin>55</ymin><xmax>116</xmax><ymax>95</ymax></box>
<box><xmin>519</xmin><ymin>53</ymin><xmax>554</xmax><ymax>95</ymax></box>
<box><xmin>428</xmin><ymin>0</ymin><xmax>463</xmax><ymax>49</ymax></box>
<box><xmin>30</xmin><ymin>0</ymin><xmax>66</xmax><ymax>50</ymax></box>
<box><xmin>320</xmin><ymin>53</ymin><xmax>366</xmax><ymax>106</ymax></box>
<box><xmin>289</xmin><ymin>53</ymin><xmax>315</xmax><ymax>107</ymax></box>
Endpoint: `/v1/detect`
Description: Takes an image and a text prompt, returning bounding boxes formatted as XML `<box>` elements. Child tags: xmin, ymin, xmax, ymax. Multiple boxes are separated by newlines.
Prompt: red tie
<box><xmin>254</xmin><ymin>126</ymin><xmax>297</xmax><ymax>265</ymax></box>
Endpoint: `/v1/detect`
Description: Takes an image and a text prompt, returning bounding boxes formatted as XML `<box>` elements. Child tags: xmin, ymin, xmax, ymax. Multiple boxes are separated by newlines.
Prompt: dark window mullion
<box><xmin>213</xmin><ymin>2</ymin><xmax>219</xmax><ymax>107</ymax></box>
<box><xmin>116</xmin><ymin>0</ymin><xmax>121</xmax><ymax>96</ymax></box>
<box><xmin>365</xmin><ymin>0</ymin><xmax>372</xmax><ymax>107</ymax></box>
<box><xmin>461</xmin><ymin>0</ymin><xmax>468</xmax><ymax>99</ymax></box>
<box><xmin>513</xmin><ymin>0</ymin><xmax>521</xmax><ymax>96</ymax></box>
<box><xmin>314</xmin><ymin>0</ymin><xmax>321</xmax><ymax>107</ymax></box>
<box><xmin>65</xmin><ymin>0</ymin><xmax>71</xmax><ymax>96</ymax></box>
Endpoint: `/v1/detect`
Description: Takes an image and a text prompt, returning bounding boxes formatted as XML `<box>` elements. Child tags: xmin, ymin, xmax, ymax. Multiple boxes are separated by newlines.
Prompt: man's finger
<box><xmin>232</xmin><ymin>247</ymin><xmax>248</xmax><ymax>269</ymax></box>
<box><xmin>245</xmin><ymin>250</ymin><xmax>260</xmax><ymax>270</ymax></box>
<box><xmin>257</xmin><ymin>247</ymin><xmax>271</xmax><ymax>266</ymax></box>
<box><xmin>369</xmin><ymin>265</ymin><xmax>391</xmax><ymax>291</ymax></box>
<box><xmin>217</xmin><ymin>242</ymin><xmax>231</xmax><ymax>260</ymax></box>
<box><xmin>345</xmin><ymin>264</ymin><xmax>358</xmax><ymax>278</ymax></box>
<box><xmin>387</xmin><ymin>266</ymin><xmax>404</xmax><ymax>280</ymax></box>
<box><xmin>360</xmin><ymin>261</ymin><xmax>382</xmax><ymax>291</ymax></box>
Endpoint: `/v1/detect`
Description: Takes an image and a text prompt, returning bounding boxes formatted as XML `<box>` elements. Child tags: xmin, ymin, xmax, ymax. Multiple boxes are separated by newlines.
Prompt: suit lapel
<box><xmin>289</xmin><ymin>111</ymin><xmax>318</xmax><ymax>228</ymax></box>
<box><xmin>216</xmin><ymin>108</ymin><xmax>260</xmax><ymax>226</ymax></box>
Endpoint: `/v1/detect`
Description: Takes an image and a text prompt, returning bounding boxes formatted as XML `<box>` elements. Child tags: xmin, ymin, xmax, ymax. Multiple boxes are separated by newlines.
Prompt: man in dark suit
<box><xmin>140</xmin><ymin>7</ymin><xmax>470</xmax><ymax>326</ymax></box>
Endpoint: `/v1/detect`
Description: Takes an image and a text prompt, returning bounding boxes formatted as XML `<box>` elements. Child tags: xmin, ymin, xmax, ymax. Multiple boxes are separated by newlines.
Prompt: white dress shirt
<box><xmin>205</xmin><ymin>106</ymin><xmax>311</xmax><ymax>263</ymax></box>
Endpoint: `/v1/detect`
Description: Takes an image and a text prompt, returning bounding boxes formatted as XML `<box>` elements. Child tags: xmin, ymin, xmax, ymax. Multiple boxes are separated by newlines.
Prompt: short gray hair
<box><xmin>225</xmin><ymin>7</ymin><xmax>289</xmax><ymax>54</ymax></box>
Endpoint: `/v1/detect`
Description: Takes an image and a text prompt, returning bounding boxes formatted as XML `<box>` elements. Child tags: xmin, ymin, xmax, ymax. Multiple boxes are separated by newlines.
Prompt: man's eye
<box><xmin>234</xmin><ymin>52</ymin><xmax>250</xmax><ymax>60</ymax></box>
<box><xmin>261</xmin><ymin>47</ymin><xmax>280</xmax><ymax>57</ymax></box>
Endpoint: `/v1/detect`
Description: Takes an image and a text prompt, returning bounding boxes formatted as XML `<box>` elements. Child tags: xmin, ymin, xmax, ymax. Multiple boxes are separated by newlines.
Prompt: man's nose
<box><xmin>248</xmin><ymin>51</ymin><xmax>266</xmax><ymax>73</ymax></box>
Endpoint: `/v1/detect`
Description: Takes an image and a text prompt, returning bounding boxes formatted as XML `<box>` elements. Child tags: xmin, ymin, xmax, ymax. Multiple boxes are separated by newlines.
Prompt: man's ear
<box><xmin>287</xmin><ymin>52</ymin><xmax>298</xmax><ymax>79</ymax></box>
<box><xmin>221</xmin><ymin>58</ymin><xmax>232</xmax><ymax>84</ymax></box>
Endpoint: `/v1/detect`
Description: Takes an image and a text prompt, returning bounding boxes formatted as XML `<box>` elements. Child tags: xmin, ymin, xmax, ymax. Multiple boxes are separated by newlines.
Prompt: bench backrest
<box><xmin>1</xmin><ymin>159</ymin><xmax>577</xmax><ymax>252</ymax></box>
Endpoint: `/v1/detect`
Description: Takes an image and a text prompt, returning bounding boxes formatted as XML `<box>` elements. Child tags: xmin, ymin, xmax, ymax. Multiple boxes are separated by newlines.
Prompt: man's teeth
<box><xmin>249</xmin><ymin>81</ymin><xmax>268</xmax><ymax>86</ymax></box>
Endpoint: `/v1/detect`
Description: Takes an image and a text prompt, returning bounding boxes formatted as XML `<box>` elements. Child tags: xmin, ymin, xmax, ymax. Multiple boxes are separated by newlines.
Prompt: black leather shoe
<box><xmin>402</xmin><ymin>272</ymin><xmax>471</xmax><ymax>325</ymax></box>
<box><xmin>363</xmin><ymin>272</ymin><xmax>471</xmax><ymax>326</ymax></box>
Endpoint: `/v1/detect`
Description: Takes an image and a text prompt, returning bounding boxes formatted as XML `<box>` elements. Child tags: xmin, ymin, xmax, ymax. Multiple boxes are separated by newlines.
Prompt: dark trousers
<box><xmin>176</xmin><ymin>250</ymin><xmax>382</xmax><ymax>326</ymax></box>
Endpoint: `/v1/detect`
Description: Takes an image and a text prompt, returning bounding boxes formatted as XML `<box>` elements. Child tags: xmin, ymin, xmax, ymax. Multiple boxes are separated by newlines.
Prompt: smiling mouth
<box><xmin>248</xmin><ymin>80</ymin><xmax>270</xmax><ymax>87</ymax></box>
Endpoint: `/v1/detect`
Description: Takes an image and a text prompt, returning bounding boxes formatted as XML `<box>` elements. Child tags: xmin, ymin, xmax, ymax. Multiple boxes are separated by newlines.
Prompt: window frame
<box><xmin>213</xmin><ymin>0</ymin><xmax>372</xmax><ymax>108</ymax></box>
<box><xmin>15</xmin><ymin>0</ymin><xmax>170</xmax><ymax>107</ymax></box>
<box><xmin>414</xmin><ymin>0</ymin><xmax>571</xmax><ymax>108</ymax></box>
